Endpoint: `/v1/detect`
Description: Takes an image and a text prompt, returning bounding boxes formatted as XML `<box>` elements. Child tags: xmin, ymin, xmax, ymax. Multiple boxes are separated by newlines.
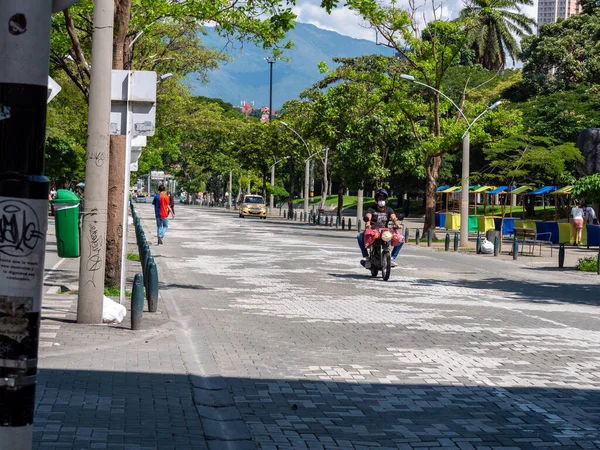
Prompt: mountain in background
<box><xmin>190</xmin><ymin>23</ymin><xmax>395</xmax><ymax>109</ymax></box>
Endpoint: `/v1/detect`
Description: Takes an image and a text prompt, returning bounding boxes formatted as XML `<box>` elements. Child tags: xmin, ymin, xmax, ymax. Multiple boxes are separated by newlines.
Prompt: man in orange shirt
<box><xmin>152</xmin><ymin>185</ymin><xmax>174</xmax><ymax>245</ymax></box>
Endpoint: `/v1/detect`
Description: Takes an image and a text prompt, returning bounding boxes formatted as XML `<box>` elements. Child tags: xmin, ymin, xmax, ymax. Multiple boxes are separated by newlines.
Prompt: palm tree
<box><xmin>460</xmin><ymin>0</ymin><xmax>536</xmax><ymax>70</ymax></box>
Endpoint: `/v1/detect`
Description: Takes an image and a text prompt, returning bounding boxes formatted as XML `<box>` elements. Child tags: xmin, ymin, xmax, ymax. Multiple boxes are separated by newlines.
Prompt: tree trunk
<box><xmin>423</xmin><ymin>156</ymin><xmax>442</xmax><ymax>234</ymax></box>
<box><xmin>320</xmin><ymin>150</ymin><xmax>328</xmax><ymax>210</ymax></box>
<box><xmin>337</xmin><ymin>177</ymin><xmax>345</xmax><ymax>220</ymax></box>
<box><xmin>105</xmin><ymin>135</ymin><xmax>126</xmax><ymax>288</ymax></box>
<box><xmin>104</xmin><ymin>0</ymin><xmax>133</xmax><ymax>287</ymax></box>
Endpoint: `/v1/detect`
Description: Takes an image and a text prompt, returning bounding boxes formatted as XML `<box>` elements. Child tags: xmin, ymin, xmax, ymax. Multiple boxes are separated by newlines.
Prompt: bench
<box><xmin>512</xmin><ymin>227</ymin><xmax>553</xmax><ymax>256</ymax></box>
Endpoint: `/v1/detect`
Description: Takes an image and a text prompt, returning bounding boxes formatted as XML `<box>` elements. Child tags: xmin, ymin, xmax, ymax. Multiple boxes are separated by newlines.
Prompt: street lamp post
<box><xmin>400</xmin><ymin>74</ymin><xmax>501</xmax><ymax>247</ymax></box>
<box><xmin>265</xmin><ymin>57</ymin><xmax>276</xmax><ymax>122</ymax></box>
<box><xmin>280</xmin><ymin>122</ymin><xmax>312</xmax><ymax>215</ymax></box>
<box><xmin>270</xmin><ymin>156</ymin><xmax>290</xmax><ymax>213</ymax></box>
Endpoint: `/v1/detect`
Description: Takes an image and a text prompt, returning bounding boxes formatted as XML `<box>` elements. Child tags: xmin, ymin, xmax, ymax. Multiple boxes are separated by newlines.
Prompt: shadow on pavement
<box><xmin>34</xmin><ymin>369</ymin><xmax>600</xmax><ymax>449</ymax></box>
<box><xmin>412</xmin><ymin>276</ymin><xmax>600</xmax><ymax>306</ymax></box>
<box><xmin>159</xmin><ymin>283</ymin><xmax>214</xmax><ymax>291</ymax></box>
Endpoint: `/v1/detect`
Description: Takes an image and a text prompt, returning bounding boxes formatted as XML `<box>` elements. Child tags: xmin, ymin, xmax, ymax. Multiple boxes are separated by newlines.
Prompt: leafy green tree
<box><xmin>520</xmin><ymin>3</ymin><xmax>600</xmax><ymax>94</ymax></box>
<box><xmin>574</xmin><ymin>173</ymin><xmax>600</xmax><ymax>207</ymax></box>
<box><xmin>460</xmin><ymin>0</ymin><xmax>535</xmax><ymax>70</ymax></box>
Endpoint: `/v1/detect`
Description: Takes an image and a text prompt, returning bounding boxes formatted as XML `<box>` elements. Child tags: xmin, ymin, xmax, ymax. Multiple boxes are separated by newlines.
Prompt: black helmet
<box><xmin>374</xmin><ymin>188</ymin><xmax>388</xmax><ymax>200</ymax></box>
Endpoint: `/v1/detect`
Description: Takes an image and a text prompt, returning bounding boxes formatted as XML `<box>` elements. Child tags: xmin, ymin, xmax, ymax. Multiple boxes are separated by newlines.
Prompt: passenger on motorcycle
<box><xmin>357</xmin><ymin>188</ymin><xmax>403</xmax><ymax>269</ymax></box>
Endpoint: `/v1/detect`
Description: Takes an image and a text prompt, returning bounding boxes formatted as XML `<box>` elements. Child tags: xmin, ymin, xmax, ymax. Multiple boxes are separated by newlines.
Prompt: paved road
<box><xmin>134</xmin><ymin>204</ymin><xmax>600</xmax><ymax>449</ymax></box>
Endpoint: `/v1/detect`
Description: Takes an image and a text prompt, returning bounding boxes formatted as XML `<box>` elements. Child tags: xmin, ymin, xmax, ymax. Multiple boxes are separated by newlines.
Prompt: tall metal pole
<box><xmin>77</xmin><ymin>0</ymin><xmax>114</xmax><ymax>323</ymax></box>
<box><xmin>119</xmin><ymin>71</ymin><xmax>134</xmax><ymax>304</ymax></box>
<box><xmin>270</xmin><ymin>164</ymin><xmax>275</xmax><ymax>213</ymax></box>
<box><xmin>229</xmin><ymin>170</ymin><xmax>232</xmax><ymax>209</ymax></box>
<box><xmin>0</xmin><ymin>1</ymin><xmax>76</xmax><ymax>447</ymax></box>
<box><xmin>460</xmin><ymin>132</ymin><xmax>470</xmax><ymax>247</ymax></box>
<box><xmin>357</xmin><ymin>189</ymin><xmax>364</xmax><ymax>224</ymax></box>
<box><xmin>304</xmin><ymin>158</ymin><xmax>310</xmax><ymax>216</ymax></box>
<box><xmin>265</xmin><ymin>57</ymin><xmax>275</xmax><ymax>122</ymax></box>
<box><xmin>269</xmin><ymin>61</ymin><xmax>273</xmax><ymax>123</ymax></box>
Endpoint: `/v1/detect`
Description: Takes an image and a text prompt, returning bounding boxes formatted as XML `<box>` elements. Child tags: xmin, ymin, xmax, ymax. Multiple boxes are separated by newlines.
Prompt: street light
<box><xmin>270</xmin><ymin>156</ymin><xmax>290</xmax><ymax>213</ymax></box>
<box><xmin>280</xmin><ymin>121</ymin><xmax>314</xmax><ymax>215</ymax></box>
<box><xmin>400</xmin><ymin>73</ymin><xmax>501</xmax><ymax>247</ymax></box>
<box><xmin>265</xmin><ymin>57</ymin><xmax>277</xmax><ymax>122</ymax></box>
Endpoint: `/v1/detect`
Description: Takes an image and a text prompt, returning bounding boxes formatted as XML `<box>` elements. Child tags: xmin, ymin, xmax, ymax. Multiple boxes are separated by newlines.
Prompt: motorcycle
<box><xmin>362</xmin><ymin>218</ymin><xmax>404</xmax><ymax>281</ymax></box>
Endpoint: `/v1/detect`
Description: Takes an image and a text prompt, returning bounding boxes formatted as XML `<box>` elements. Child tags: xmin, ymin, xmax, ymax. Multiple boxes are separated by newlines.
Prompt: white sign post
<box><xmin>110</xmin><ymin>70</ymin><xmax>156</xmax><ymax>304</ymax></box>
<box><xmin>47</xmin><ymin>76</ymin><xmax>61</xmax><ymax>103</ymax></box>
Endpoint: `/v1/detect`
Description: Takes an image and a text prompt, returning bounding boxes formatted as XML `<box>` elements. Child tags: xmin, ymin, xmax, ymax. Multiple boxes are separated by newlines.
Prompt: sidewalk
<box><xmin>35</xmin><ymin>220</ymin><xmax>209</xmax><ymax>450</ymax></box>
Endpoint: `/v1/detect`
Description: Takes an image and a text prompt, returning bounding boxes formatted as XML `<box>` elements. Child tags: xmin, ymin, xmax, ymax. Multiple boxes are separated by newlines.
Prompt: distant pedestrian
<box><xmin>152</xmin><ymin>185</ymin><xmax>174</xmax><ymax>245</ymax></box>
<box><xmin>403</xmin><ymin>198</ymin><xmax>410</xmax><ymax>218</ymax></box>
<box><xmin>571</xmin><ymin>201</ymin><xmax>584</xmax><ymax>245</ymax></box>
<box><xmin>168</xmin><ymin>191</ymin><xmax>175</xmax><ymax>214</ymax></box>
<box><xmin>583</xmin><ymin>203</ymin><xmax>597</xmax><ymax>225</ymax></box>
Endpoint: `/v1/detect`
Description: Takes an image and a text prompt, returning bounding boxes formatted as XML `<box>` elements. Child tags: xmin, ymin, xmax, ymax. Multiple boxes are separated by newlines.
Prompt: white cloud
<box><xmin>292</xmin><ymin>0</ymin><xmax>539</xmax><ymax>42</ymax></box>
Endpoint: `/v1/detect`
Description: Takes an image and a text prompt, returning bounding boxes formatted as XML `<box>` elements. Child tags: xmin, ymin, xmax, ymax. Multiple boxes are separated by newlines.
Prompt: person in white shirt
<box><xmin>572</xmin><ymin>202</ymin><xmax>584</xmax><ymax>245</ymax></box>
<box><xmin>583</xmin><ymin>203</ymin><xmax>597</xmax><ymax>225</ymax></box>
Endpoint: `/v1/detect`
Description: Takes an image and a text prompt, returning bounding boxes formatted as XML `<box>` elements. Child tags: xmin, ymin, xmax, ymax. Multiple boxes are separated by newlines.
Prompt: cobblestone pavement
<box><xmin>34</xmin><ymin>228</ymin><xmax>207</xmax><ymax>450</ymax></box>
<box><xmin>147</xmin><ymin>204</ymin><xmax>600</xmax><ymax>450</ymax></box>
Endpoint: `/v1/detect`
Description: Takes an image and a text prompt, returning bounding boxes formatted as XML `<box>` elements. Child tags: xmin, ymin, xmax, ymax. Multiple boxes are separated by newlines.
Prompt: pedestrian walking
<box><xmin>152</xmin><ymin>185</ymin><xmax>174</xmax><ymax>245</ymax></box>
<box><xmin>169</xmin><ymin>191</ymin><xmax>175</xmax><ymax>215</ymax></box>
<box><xmin>571</xmin><ymin>201</ymin><xmax>584</xmax><ymax>246</ymax></box>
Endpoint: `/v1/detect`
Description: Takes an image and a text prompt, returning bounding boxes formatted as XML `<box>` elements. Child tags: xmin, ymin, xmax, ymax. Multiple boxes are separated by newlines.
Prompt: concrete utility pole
<box><xmin>0</xmin><ymin>1</ymin><xmax>77</xmax><ymax>447</ymax></box>
<box><xmin>357</xmin><ymin>189</ymin><xmax>364</xmax><ymax>224</ymax></box>
<box><xmin>77</xmin><ymin>0</ymin><xmax>114</xmax><ymax>323</ymax></box>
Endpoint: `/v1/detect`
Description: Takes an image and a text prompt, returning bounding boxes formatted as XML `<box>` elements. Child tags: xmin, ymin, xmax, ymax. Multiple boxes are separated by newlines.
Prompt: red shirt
<box><xmin>153</xmin><ymin>192</ymin><xmax>170</xmax><ymax>218</ymax></box>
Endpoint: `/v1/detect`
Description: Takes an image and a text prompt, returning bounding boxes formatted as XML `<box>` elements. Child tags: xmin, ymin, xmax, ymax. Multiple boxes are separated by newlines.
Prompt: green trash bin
<box><xmin>51</xmin><ymin>189</ymin><xmax>81</xmax><ymax>258</ymax></box>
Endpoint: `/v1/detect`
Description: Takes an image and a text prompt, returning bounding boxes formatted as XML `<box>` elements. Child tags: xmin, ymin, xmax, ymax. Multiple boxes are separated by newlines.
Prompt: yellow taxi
<box><xmin>238</xmin><ymin>195</ymin><xmax>267</xmax><ymax>219</ymax></box>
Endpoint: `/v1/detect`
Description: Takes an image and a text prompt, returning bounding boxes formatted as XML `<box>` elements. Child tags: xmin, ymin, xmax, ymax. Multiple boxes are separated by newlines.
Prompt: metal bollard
<box><xmin>427</xmin><ymin>229</ymin><xmax>432</xmax><ymax>247</ymax></box>
<box><xmin>415</xmin><ymin>229</ymin><xmax>420</xmax><ymax>245</ymax></box>
<box><xmin>325</xmin><ymin>216</ymin><xmax>329</xmax><ymax>226</ymax></box>
<box><xmin>445</xmin><ymin>233</ymin><xmax>450</xmax><ymax>251</ymax></box>
<box><xmin>348</xmin><ymin>218</ymin><xmax>352</xmax><ymax>231</ymax></box>
<box><xmin>294</xmin><ymin>211</ymin><xmax>297</xmax><ymax>221</ymax></box>
<box><xmin>279</xmin><ymin>207</ymin><xmax>282</xmax><ymax>217</ymax></box>
<box><xmin>147</xmin><ymin>259</ymin><xmax>159</xmax><ymax>312</ymax></box>
<box><xmin>513</xmin><ymin>238</ymin><xmax>519</xmax><ymax>260</ymax></box>
<box><xmin>453</xmin><ymin>233</ymin><xmax>459</xmax><ymax>251</ymax></box>
<box><xmin>476</xmin><ymin>233</ymin><xmax>482</xmax><ymax>254</ymax></box>
<box><xmin>357</xmin><ymin>219</ymin><xmax>362</xmax><ymax>233</ymax></box>
<box><xmin>494</xmin><ymin>236</ymin><xmax>499</xmax><ymax>256</ymax></box>
<box><xmin>336</xmin><ymin>216</ymin><xmax>339</xmax><ymax>228</ymax></box>
<box><xmin>558</xmin><ymin>243</ymin><xmax>565</xmax><ymax>268</ymax></box>
<box><xmin>405</xmin><ymin>228</ymin><xmax>409</xmax><ymax>243</ymax></box>
<box><xmin>342</xmin><ymin>218</ymin><xmax>346</xmax><ymax>230</ymax></box>
<box><xmin>131</xmin><ymin>273</ymin><xmax>144</xmax><ymax>330</ymax></box>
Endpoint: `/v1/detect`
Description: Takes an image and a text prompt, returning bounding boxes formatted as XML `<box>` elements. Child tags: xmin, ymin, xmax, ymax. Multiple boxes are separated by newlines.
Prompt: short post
<box><xmin>597</xmin><ymin>248</ymin><xmax>600</xmax><ymax>275</ymax></box>
<box><xmin>294</xmin><ymin>211</ymin><xmax>297</xmax><ymax>221</ymax></box>
<box><xmin>279</xmin><ymin>206</ymin><xmax>282</xmax><ymax>216</ymax></box>
<box><xmin>415</xmin><ymin>229</ymin><xmax>420</xmax><ymax>245</ymax></box>
<box><xmin>513</xmin><ymin>238</ymin><xmax>519</xmax><ymax>260</ymax></box>
<box><xmin>494</xmin><ymin>235</ymin><xmax>499</xmax><ymax>257</ymax></box>
<box><xmin>325</xmin><ymin>216</ymin><xmax>329</xmax><ymax>226</ymax></box>
<box><xmin>558</xmin><ymin>243</ymin><xmax>565</xmax><ymax>268</ymax></box>
<box><xmin>336</xmin><ymin>216</ymin><xmax>339</xmax><ymax>228</ymax></box>
<box><xmin>131</xmin><ymin>273</ymin><xmax>144</xmax><ymax>330</ymax></box>
<box><xmin>476</xmin><ymin>233</ymin><xmax>482</xmax><ymax>254</ymax></box>
<box><xmin>357</xmin><ymin>219</ymin><xmax>362</xmax><ymax>233</ymax></box>
<box><xmin>405</xmin><ymin>228</ymin><xmax>409</xmax><ymax>243</ymax></box>
<box><xmin>348</xmin><ymin>218</ymin><xmax>352</xmax><ymax>231</ymax></box>
<box><xmin>453</xmin><ymin>233</ymin><xmax>459</xmax><ymax>251</ymax></box>
<box><xmin>445</xmin><ymin>233</ymin><xmax>450</xmax><ymax>251</ymax></box>
<box><xmin>147</xmin><ymin>259</ymin><xmax>159</xmax><ymax>312</ymax></box>
<box><xmin>427</xmin><ymin>229</ymin><xmax>432</xmax><ymax>247</ymax></box>
<box><xmin>342</xmin><ymin>217</ymin><xmax>346</xmax><ymax>230</ymax></box>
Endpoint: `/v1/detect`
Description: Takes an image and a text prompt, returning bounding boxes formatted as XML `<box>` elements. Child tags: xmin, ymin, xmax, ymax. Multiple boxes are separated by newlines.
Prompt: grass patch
<box><xmin>62</xmin><ymin>288</ymin><xmax>131</xmax><ymax>297</ymax></box>
<box><xmin>576</xmin><ymin>256</ymin><xmax>598</xmax><ymax>272</ymax></box>
<box><xmin>127</xmin><ymin>253</ymin><xmax>140</xmax><ymax>261</ymax></box>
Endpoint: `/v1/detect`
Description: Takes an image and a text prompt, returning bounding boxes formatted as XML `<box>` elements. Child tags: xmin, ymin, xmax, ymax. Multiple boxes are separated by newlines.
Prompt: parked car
<box><xmin>239</xmin><ymin>195</ymin><xmax>267</xmax><ymax>219</ymax></box>
<box><xmin>135</xmin><ymin>195</ymin><xmax>148</xmax><ymax>203</ymax></box>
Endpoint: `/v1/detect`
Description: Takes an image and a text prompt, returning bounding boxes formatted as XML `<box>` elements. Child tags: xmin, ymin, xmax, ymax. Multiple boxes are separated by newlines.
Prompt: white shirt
<box><xmin>584</xmin><ymin>207</ymin><xmax>596</xmax><ymax>224</ymax></box>
<box><xmin>572</xmin><ymin>206</ymin><xmax>583</xmax><ymax>220</ymax></box>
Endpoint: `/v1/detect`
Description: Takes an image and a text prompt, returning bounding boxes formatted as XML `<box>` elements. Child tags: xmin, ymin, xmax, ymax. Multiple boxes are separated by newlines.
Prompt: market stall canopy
<box><xmin>487</xmin><ymin>186</ymin><xmax>509</xmax><ymax>194</ymax></box>
<box><xmin>528</xmin><ymin>186</ymin><xmax>557</xmax><ymax>195</ymax></box>
<box><xmin>472</xmin><ymin>186</ymin><xmax>495</xmax><ymax>193</ymax></box>
<box><xmin>439</xmin><ymin>186</ymin><xmax>460</xmax><ymax>193</ymax></box>
<box><xmin>510</xmin><ymin>186</ymin><xmax>534</xmax><ymax>195</ymax></box>
<box><xmin>455</xmin><ymin>186</ymin><xmax>476</xmax><ymax>193</ymax></box>
<box><xmin>552</xmin><ymin>186</ymin><xmax>574</xmax><ymax>195</ymax></box>
<box><xmin>436</xmin><ymin>185</ymin><xmax>450</xmax><ymax>192</ymax></box>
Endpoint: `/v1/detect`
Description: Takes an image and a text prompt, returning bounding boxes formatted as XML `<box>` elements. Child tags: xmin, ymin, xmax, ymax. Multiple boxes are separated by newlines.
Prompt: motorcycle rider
<box><xmin>357</xmin><ymin>188</ymin><xmax>403</xmax><ymax>269</ymax></box>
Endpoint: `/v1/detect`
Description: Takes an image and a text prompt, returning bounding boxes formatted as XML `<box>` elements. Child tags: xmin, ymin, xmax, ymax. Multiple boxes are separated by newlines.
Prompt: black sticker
<box><xmin>8</xmin><ymin>13</ymin><xmax>27</xmax><ymax>36</ymax></box>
